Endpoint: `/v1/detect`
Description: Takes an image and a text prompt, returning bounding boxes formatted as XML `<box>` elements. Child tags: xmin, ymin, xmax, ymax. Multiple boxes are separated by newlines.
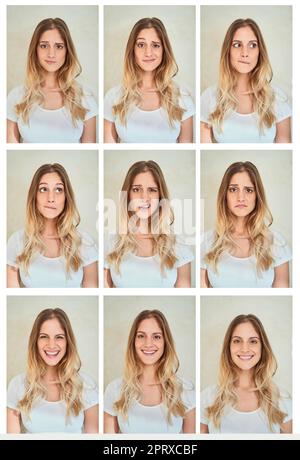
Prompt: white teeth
<box><xmin>45</xmin><ymin>351</ymin><xmax>59</xmax><ymax>356</ymax></box>
<box><xmin>142</xmin><ymin>350</ymin><xmax>156</xmax><ymax>355</ymax></box>
<box><xmin>238</xmin><ymin>355</ymin><xmax>253</xmax><ymax>360</ymax></box>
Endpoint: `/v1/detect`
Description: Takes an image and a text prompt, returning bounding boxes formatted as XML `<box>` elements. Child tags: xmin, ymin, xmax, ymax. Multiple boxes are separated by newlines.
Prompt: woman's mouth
<box><xmin>237</xmin><ymin>354</ymin><xmax>254</xmax><ymax>360</ymax></box>
<box><xmin>44</xmin><ymin>350</ymin><xmax>60</xmax><ymax>358</ymax></box>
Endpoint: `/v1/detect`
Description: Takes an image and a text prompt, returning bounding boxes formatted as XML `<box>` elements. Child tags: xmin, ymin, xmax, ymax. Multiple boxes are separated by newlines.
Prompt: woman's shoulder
<box><xmin>201</xmin><ymin>384</ymin><xmax>219</xmax><ymax>404</ymax></box>
<box><xmin>104</xmin><ymin>85</ymin><xmax>123</xmax><ymax>100</ymax></box>
<box><xmin>79</xmin><ymin>371</ymin><xmax>98</xmax><ymax>388</ymax></box>
<box><xmin>78</xmin><ymin>229</ymin><xmax>96</xmax><ymax>245</ymax></box>
<box><xmin>271</xmin><ymin>228</ymin><xmax>288</xmax><ymax>245</ymax></box>
<box><xmin>8</xmin><ymin>228</ymin><xmax>25</xmax><ymax>244</ymax></box>
<box><xmin>175</xmin><ymin>238</ymin><xmax>194</xmax><ymax>264</ymax></box>
<box><xmin>201</xmin><ymin>85</ymin><xmax>218</xmax><ymax>99</ymax></box>
<box><xmin>7</xmin><ymin>85</ymin><xmax>26</xmax><ymax>99</ymax></box>
<box><xmin>105</xmin><ymin>377</ymin><xmax>123</xmax><ymax>394</ymax></box>
<box><xmin>201</xmin><ymin>230</ymin><xmax>216</xmax><ymax>246</ymax></box>
<box><xmin>8</xmin><ymin>373</ymin><xmax>26</xmax><ymax>390</ymax></box>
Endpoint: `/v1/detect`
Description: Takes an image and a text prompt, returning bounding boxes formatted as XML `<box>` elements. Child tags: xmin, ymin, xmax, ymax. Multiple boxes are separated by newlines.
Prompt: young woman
<box><xmin>7</xmin><ymin>163</ymin><xmax>98</xmax><ymax>288</ymax></box>
<box><xmin>7</xmin><ymin>18</ymin><xmax>97</xmax><ymax>143</ymax></box>
<box><xmin>7</xmin><ymin>308</ymin><xmax>99</xmax><ymax>433</ymax></box>
<box><xmin>200</xmin><ymin>161</ymin><xmax>291</xmax><ymax>288</ymax></box>
<box><xmin>200</xmin><ymin>18</ymin><xmax>291</xmax><ymax>143</ymax></box>
<box><xmin>104</xmin><ymin>160</ymin><xmax>193</xmax><ymax>288</ymax></box>
<box><xmin>104</xmin><ymin>17</ymin><xmax>194</xmax><ymax>143</ymax></box>
<box><xmin>200</xmin><ymin>314</ymin><xmax>292</xmax><ymax>433</ymax></box>
<box><xmin>104</xmin><ymin>309</ymin><xmax>195</xmax><ymax>433</ymax></box>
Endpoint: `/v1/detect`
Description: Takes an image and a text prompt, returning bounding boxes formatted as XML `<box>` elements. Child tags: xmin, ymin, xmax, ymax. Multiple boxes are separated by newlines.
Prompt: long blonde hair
<box><xmin>210</xmin><ymin>18</ymin><xmax>276</xmax><ymax>131</ymax></box>
<box><xmin>206</xmin><ymin>314</ymin><xmax>287</xmax><ymax>430</ymax></box>
<box><xmin>114</xmin><ymin>309</ymin><xmax>187</xmax><ymax>423</ymax></box>
<box><xmin>16</xmin><ymin>18</ymin><xmax>87</xmax><ymax>124</ymax></box>
<box><xmin>17</xmin><ymin>163</ymin><xmax>83</xmax><ymax>274</ymax></box>
<box><xmin>106</xmin><ymin>160</ymin><xmax>177</xmax><ymax>273</ymax></box>
<box><xmin>18</xmin><ymin>308</ymin><xmax>84</xmax><ymax>419</ymax></box>
<box><xmin>205</xmin><ymin>161</ymin><xmax>274</xmax><ymax>273</ymax></box>
<box><xmin>113</xmin><ymin>17</ymin><xmax>185</xmax><ymax>125</ymax></box>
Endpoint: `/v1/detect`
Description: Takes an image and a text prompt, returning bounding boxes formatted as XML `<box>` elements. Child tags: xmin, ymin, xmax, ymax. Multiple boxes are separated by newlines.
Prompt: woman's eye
<box><xmin>56</xmin><ymin>44</ymin><xmax>64</xmax><ymax>50</ymax></box>
<box><xmin>153</xmin><ymin>43</ymin><xmax>160</xmax><ymax>48</ymax></box>
<box><xmin>137</xmin><ymin>334</ymin><xmax>144</xmax><ymax>339</ymax></box>
<box><xmin>232</xmin><ymin>42</ymin><xmax>240</xmax><ymax>48</ymax></box>
<box><xmin>132</xmin><ymin>187</ymin><xmax>139</xmax><ymax>193</ymax></box>
<box><xmin>39</xmin><ymin>43</ymin><xmax>47</xmax><ymax>49</ymax></box>
<box><xmin>246</xmin><ymin>188</ymin><xmax>254</xmax><ymax>193</ymax></box>
<box><xmin>55</xmin><ymin>187</ymin><xmax>64</xmax><ymax>193</ymax></box>
<box><xmin>136</xmin><ymin>42</ymin><xmax>144</xmax><ymax>48</ymax></box>
<box><xmin>39</xmin><ymin>187</ymin><xmax>47</xmax><ymax>193</ymax></box>
<box><xmin>154</xmin><ymin>335</ymin><xmax>162</xmax><ymax>340</ymax></box>
<box><xmin>149</xmin><ymin>188</ymin><xmax>158</xmax><ymax>193</ymax></box>
<box><xmin>249</xmin><ymin>43</ymin><xmax>257</xmax><ymax>48</ymax></box>
<box><xmin>228</xmin><ymin>187</ymin><xmax>237</xmax><ymax>193</ymax></box>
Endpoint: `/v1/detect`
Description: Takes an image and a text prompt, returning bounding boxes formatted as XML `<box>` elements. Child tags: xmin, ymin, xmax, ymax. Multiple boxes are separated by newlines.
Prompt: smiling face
<box><xmin>36</xmin><ymin>172</ymin><xmax>66</xmax><ymax>220</ymax></box>
<box><xmin>230</xmin><ymin>26</ymin><xmax>259</xmax><ymax>75</ymax></box>
<box><xmin>129</xmin><ymin>170</ymin><xmax>160</xmax><ymax>220</ymax></box>
<box><xmin>230</xmin><ymin>321</ymin><xmax>262</xmax><ymax>372</ymax></box>
<box><xmin>135</xmin><ymin>317</ymin><xmax>165</xmax><ymax>367</ymax></box>
<box><xmin>37</xmin><ymin>28</ymin><xmax>66</xmax><ymax>74</ymax></box>
<box><xmin>37</xmin><ymin>317</ymin><xmax>67</xmax><ymax>367</ymax></box>
<box><xmin>134</xmin><ymin>27</ymin><xmax>163</xmax><ymax>73</ymax></box>
<box><xmin>226</xmin><ymin>171</ymin><xmax>256</xmax><ymax>219</ymax></box>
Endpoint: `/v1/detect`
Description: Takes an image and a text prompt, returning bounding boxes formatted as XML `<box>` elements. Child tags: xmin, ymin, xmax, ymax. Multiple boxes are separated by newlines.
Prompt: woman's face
<box><xmin>36</xmin><ymin>172</ymin><xmax>66</xmax><ymax>220</ymax></box>
<box><xmin>230</xmin><ymin>26</ymin><xmax>259</xmax><ymax>75</ymax></box>
<box><xmin>37</xmin><ymin>318</ymin><xmax>67</xmax><ymax>367</ymax></box>
<box><xmin>129</xmin><ymin>170</ymin><xmax>160</xmax><ymax>220</ymax></box>
<box><xmin>135</xmin><ymin>317</ymin><xmax>165</xmax><ymax>367</ymax></box>
<box><xmin>230</xmin><ymin>321</ymin><xmax>262</xmax><ymax>372</ymax></box>
<box><xmin>226</xmin><ymin>171</ymin><xmax>256</xmax><ymax>219</ymax></box>
<box><xmin>37</xmin><ymin>28</ymin><xmax>67</xmax><ymax>74</ymax></box>
<box><xmin>134</xmin><ymin>27</ymin><xmax>163</xmax><ymax>73</ymax></box>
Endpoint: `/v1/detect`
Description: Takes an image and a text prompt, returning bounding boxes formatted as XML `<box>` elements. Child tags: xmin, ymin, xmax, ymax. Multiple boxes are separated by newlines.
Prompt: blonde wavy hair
<box><xmin>17</xmin><ymin>163</ymin><xmax>83</xmax><ymax>275</ymax></box>
<box><xmin>114</xmin><ymin>309</ymin><xmax>188</xmax><ymax>423</ymax></box>
<box><xmin>113</xmin><ymin>17</ymin><xmax>185</xmax><ymax>126</ymax></box>
<box><xmin>210</xmin><ymin>18</ymin><xmax>276</xmax><ymax>132</ymax></box>
<box><xmin>16</xmin><ymin>18</ymin><xmax>87</xmax><ymax>125</ymax></box>
<box><xmin>18</xmin><ymin>308</ymin><xmax>84</xmax><ymax>420</ymax></box>
<box><xmin>205</xmin><ymin>314</ymin><xmax>288</xmax><ymax>430</ymax></box>
<box><xmin>106</xmin><ymin>160</ymin><xmax>177</xmax><ymax>274</ymax></box>
<box><xmin>205</xmin><ymin>161</ymin><xmax>274</xmax><ymax>273</ymax></box>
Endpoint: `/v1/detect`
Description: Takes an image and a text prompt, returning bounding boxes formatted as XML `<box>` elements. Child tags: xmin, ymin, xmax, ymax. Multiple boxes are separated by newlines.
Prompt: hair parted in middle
<box><xmin>210</xmin><ymin>18</ymin><xmax>276</xmax><ymax>132</ymax></box>
<box><xmin>114</xmin><ymin>309</ymin><xmax>187</xmax><ymax>422</ymax></box>
<box><xmin>113</xmin><ymin>17</ymin><xmax>186</xmax><ymax>125</ymax></box>
<box><xmin>205</xmin><ymin>314</ymin><xmax>287</xmax><ymax>430</ymax></box>
<box><xmin>205</xmin><ymin>161</ymin><xmax>274</xmax><ymax>273</ymax></box>
<box><xmin>18</xmin><ymin>308</ymin><xmax>84</xmax><ymax>419</ymax></box>
<box><xmin>16</xmin><ymin>17</ymin><xmax>87</xmax><ymax>125</ymax></box>
<box><xmin>106</xmin><ymin>160</ymin><xmax>177</xmax><ymax>273</ymax></box>
<box><xmin>17</xmin><ymin>163</ymin><xmax>83</xmax><ymax>274</ymax></box>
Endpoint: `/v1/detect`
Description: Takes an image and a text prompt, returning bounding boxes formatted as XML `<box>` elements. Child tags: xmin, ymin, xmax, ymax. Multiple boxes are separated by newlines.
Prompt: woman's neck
<box><xmin>235</xmin><ymin>73</ymin><xmax>251</xmax><ymax>94</ymax></box>
<box><xmin>42</xmin><ymin>72</ymin><xmax>59</xmax><ymax>90</ymax></box>
<box><xmin>140</xmin><ymin>365</ymin><xmax>158</xmax><ymax>385</ymax></box>
<box><xmin>42</xmin><ymin>218</ymin><xmax>59</xmax><ymax>237</ymax></box>
<box><xmin>232</xmin><ymin>217</ymin><xmax>248</xmax><ymax>237</ymax></box>
<box><xmin>43</xmin><ymin>365</ymin><xmax>59</xmax><ymax>383</ymax></box>
<box><xmin>236</xmin><ymin>369</ymin><xmax>255</xmax><ymax>390</ymax></box>
<box><xmin>140</xmin><ymin>72</ymin><xmax>156</xmax><ymax>91</ymax></box>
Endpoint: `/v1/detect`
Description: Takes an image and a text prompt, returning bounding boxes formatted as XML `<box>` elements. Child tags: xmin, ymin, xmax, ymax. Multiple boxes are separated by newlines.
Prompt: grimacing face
<box><xmin>129</xmin><ymin>170</ymin><xmax>160</xmax><ymax>220</ymax></box>
<box><xmin>37</xmin><ymin>28</ymin><xmax>67</xmax><ymax>74</ymax></box>
<box><xmin>36</xmin><ymin>172</ymin><xmax>66</xmax><ymax>220</ymax></box>
<box><xmin>226</xmin><ymin>171</ymin><xmax>256</xmax><ymax>219</ymax></box>
<box><xmin>230</xmin><ymin>26</ymin><xmax>259</xmax><ymax>75</ymax></box>
<box><xmin>134</xmin><ymin>27</ymin><xmax>163</xmax><ymax>73</ymax></box>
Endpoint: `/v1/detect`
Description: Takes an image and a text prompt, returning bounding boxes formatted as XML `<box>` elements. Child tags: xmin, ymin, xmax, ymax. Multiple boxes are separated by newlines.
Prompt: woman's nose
<box><xmin>241</xmin><ymin>46</ymin><xmax>249</xmax><ymax>58</ymax></box>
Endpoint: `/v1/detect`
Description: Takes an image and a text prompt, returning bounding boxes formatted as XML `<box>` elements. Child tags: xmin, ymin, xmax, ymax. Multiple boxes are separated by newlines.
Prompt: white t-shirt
<box><xmin>7</xmin><ymin>85</ymin><xmax>98</xmax><ymax>143</ymax></box>
<box><xmin>7</xmin><ymin>229</ymin><xmax>98</xmax><ymax>288</ymax></box>
<box><xmin>200</xmin><ymin>385</ymin><xmax>292</xmax><ymax>433</ymax></box>
<box><xmin>104</xmin><ymin>234</ymin><xmax>194</xmax><ymax>287</ymax></box>
<box><xmin>200</xmin><ymin>229</ymin><xmax>291</xmax><ymax>288</ymax></box>
<box><xmin>104</xmin><ymin>85</ymin><xmax>195</xmax><ymax>143</ymax></box>
<box><xmin>104</xmin><ymin>377</ymin><xmax>195</xmax><ymax>433</ymax></box>
<box><xmin>7</xmin><ymin>372</ymin><xmax>98</xmax><ymax>433</ymax></box>
<box><xmin>200</xmin><ymin>85</ymin><xmax>292</xmax><ymax>143</ymax></box>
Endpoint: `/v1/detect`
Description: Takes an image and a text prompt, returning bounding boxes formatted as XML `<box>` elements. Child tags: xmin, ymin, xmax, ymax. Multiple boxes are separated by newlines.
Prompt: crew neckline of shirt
<box><xmin>231</xmin><ymin>405</ymin><xmax>261</xmax><ymax>415</ymax></box>
<box><xmin>136</xmin><ymin>105</ymin><xmax>161</xmax><ymax>114</ymax></box>
<box><xmin>37</xmin><ymin>105</ymin><xmax>65</xmax><ymax>113</ymax></box>
<box><xmin>227</xmin><ymin>251</ymin><xmax>252</xmax><ymax>261</ymax></box>
<box><xmin>39</xmin><ymin>253</ymin><xmax>62</xmax><ymax>261</ymax></box>
<box><xmin>136</xmin><ymin>399</ymin><xmax>162</xmax><ymax>409</ymax></box>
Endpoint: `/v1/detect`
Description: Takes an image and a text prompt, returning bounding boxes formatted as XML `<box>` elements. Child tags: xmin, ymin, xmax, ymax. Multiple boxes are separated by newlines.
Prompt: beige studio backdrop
<box><xmin>201</xmin><ymin>5</ymin><xmax>292</xmax><ymax>100</ymax></box>
<box><xmin>201</xmin><ymin>149</ymin><xmax>292</xmax><ymax>257</ymax></box>
<box><xmin>7</xmin><ymin>150</ymin><xmax>99</xmax><ymax>243</ymax></box>
<box><xmin>104</xmin><ymin>5</ymin><xmax>195</xmax><ymax>99</ymax></box>
<box><xmin>200</xmin><ymin>296</ymin><xmax>292</xmax><ymax>395</ymax></box>
<box><xmin>104</xmin><ymin>296</ymin><xmax>195</xmax><ymax>389</ymax></box>
<box><xmin>7</xmin><ymin>296</ymin><xmax>98</xmax><ymax>385</ymax></box>
<box><xmin>104</xmin><ymin>149</ymin><xmax>195</xmax><ymax>286</ymax></box>
<box><xmin>7</xmin><ymin>5</ymin><xmax>98</xmax><ymax>100</ymax></box>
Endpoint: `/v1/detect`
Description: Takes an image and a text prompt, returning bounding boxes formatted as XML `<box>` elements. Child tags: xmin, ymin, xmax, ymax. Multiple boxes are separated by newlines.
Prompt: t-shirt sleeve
<box><xmin>179</xmin><ymin>89</ymin><xmax>195</xmax><ymax>121</ymax></box>
<box><xmin>279</xmin><ymin>390</ymin><xmax>292</xmax><ymax>423</ymax></box>
<box><xmin>200</xmin><ymin>86</ymin><xmax>216</xmax><ymax>124</ymax></box>
<box><xmin>80</xmin><ymin>231</ymin><xmax>98</xmax><ymax>267</ymax></box>
<box><xmin>175</xmin><ymin>241</ymin><xmax>194</xmax><ymax>268</ymax></box>
<box><xmin>274</xmin><ymin>87</ymin><xmax>292</xmax><ymax>123</ymax></box>
<box><xmin>81</xmin><ymin>373</ymin><xmax>99</xmax><ymax>410</ymax></box>
<box><xmin>200</xmin><ymin>385</ymin><xmax>217</xmax><ymax>425</ymax></box>
<box><xmin>104</xmin><ymin>233</ymin><xmax>116</xmax><ymax>269</ymax></box>
<box><xmin>7</xmin><ymin>86</ymin><xmax>24</xmax><ymax>122</ymax></box>
<box><xmin>104</xmin><ymin>379</ymin><xmax>122</xmax><ymax>416</ymax></box>
<box><xmin>104</xmin><ymin>87</ymin><xmax>121</xmax><ymax>122</ymax></box>
<box><xmin>7</xmin><ymin>375</ymin><xmax>25</xmax><ymax>410</ymax></box>
<box><xmin>272</xmin><ymin>231</ymin><xmax>292</xmax><ymax>267</ymax></box>
<box><xmin>7</xmin><ymin>230</ymin><xmax>23</xmax><ymax>268</ymax></box>
<box><xmin>82</xmin><ymin>90</ymin><xmax>98</xmax><ymax>120</ymax></box>
<box><xmin>181</xmin><ymin>380</ymin><xmax>196</xmax><ymax>412</ymax></box>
